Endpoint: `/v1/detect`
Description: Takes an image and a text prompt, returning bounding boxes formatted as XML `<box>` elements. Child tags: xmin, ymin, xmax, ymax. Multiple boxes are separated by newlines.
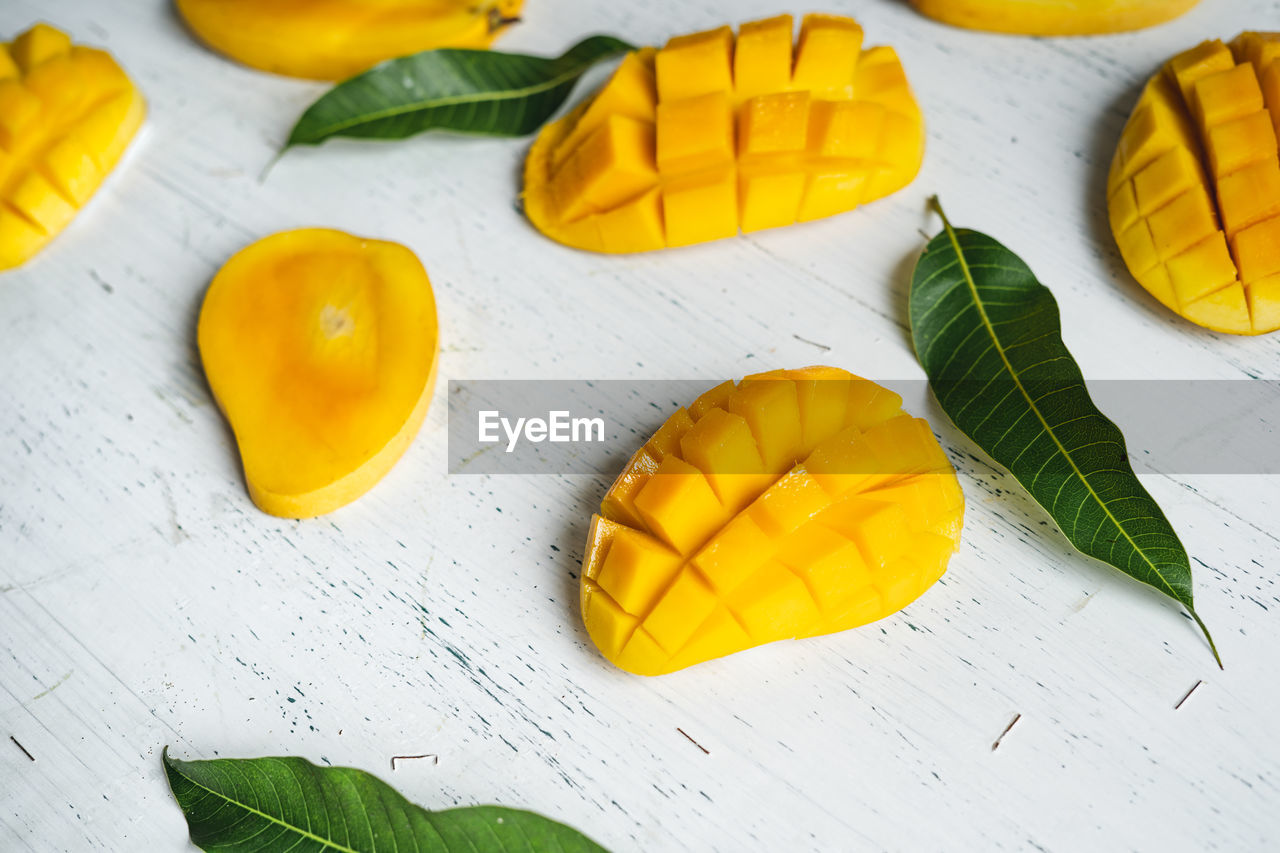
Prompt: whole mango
<box><xmin>175</xmin><ymin>0</ymin><xmax>523</xmax><ymax>80</ymax></box>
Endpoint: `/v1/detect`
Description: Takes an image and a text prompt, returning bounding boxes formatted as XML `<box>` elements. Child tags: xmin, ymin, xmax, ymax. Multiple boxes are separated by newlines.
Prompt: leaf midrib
<box><xmin>169</xmin><ymin>762</ymin><xmax>361</xmax><ymax>853</ymax></box>
<box><xmin>935</xmin><ymin>221</ymin><xmax>1182</xmax><ymax>603</ymax></box>
<box><xmin>305</xmin><ymin>46</ymin><xmax>614</xmax><ymax>138</ymax></box>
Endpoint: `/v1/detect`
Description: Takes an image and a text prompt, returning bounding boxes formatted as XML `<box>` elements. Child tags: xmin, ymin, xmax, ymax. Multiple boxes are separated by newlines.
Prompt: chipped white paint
<box><xmin>2</xmin><ymin>1</ymin><xmax>1279</xmax><ymax>851</ymax></box>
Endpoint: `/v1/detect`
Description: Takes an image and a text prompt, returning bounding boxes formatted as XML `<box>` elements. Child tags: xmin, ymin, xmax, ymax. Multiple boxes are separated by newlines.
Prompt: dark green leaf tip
<box><xmin>1190</xmin><ymin>609</ymin><xmax>1223</xmax><ymax>669</ymax></box>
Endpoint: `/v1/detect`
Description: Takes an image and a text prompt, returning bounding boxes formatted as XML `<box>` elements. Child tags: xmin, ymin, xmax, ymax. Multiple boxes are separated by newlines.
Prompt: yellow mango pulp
<box><xmin>909</xmin><ymin>0</ymin><xmax>1199</xmax><ymax>35</ymax></box>
<box><xmin>175</xmin><ymin>0</ymin><xmax>524</xmax><ymax>80</ymax></box>
<box><xmin>523</xmin><ymin>14</ymin><xmax>925</xmax><ymax>253</ymax></box>
<box><xmin>581</xmin><ymin>367</ymin><xmax>964</xmax><ymax>675</ymax></box>
<box><xmin>1109</xmin><ymin>33</ymin><xmax>1280</xmax><ymax>334</ymax></box>
<box><xmin>0</xmin><ymin>23</ymin><xmax>145</xmax><ymax>271</ymax></box>
<box><xmin>198</xmin><ymin>229</ymin><xmax>439</xmax><ymax>518</ymax></box>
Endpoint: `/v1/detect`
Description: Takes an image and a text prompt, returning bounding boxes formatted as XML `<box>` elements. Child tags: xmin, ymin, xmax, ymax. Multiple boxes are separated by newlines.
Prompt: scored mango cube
<box><xmin>733</xmin><ymin>15</ymin><xmax>793</xmax><ymax>100</ymax></box>
<box><xmin>1109</xmin><ymin>31</ymin><xmax>1280</xmax><ymax>333</ymax></box>
<box><xmin>524</xmin><ymin>14</ymin><xmax>924</xmax><ymax>253</ymax></box>
<box><xmin>0</xmin><ymin>24</ymin><xmax>145</xmax><ymax>270</ymax></box>
<box><xmin>579</xmin><ymin>367</ymin><xmax>965</xmax><ymax>676</ymax></box>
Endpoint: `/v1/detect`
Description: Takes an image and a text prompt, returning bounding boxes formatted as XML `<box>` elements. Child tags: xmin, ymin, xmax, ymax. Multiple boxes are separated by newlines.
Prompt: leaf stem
<box><xmin>927</xmin><ymin>194</ymin><xmax>951</xmax><ymax>232</ymax></box>
<box><xmin>1189</xmin><ymin>608</ymin><xmax>1223</xmax><ymax>669</ymax></box>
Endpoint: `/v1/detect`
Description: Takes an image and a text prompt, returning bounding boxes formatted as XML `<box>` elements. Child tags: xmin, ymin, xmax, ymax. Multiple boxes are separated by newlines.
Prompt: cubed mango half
<box><xmin>523</xmin><ymin>15</ymin><xmax>924</xmax><ymax>253</ymax></box>
<box><xmin>580</xmin><ymin>367</ymin><xmax>964</xmax><ymax>675</ymax></box>
<box><xmin>1108</xmin><ymin>32</ymin><xmax>1280</xmax><ymax>334</ymax></box>
<box><xmin>0</xmin><ymin>23</ymin><xmax>145</xmax><ymax>271</ymax></box>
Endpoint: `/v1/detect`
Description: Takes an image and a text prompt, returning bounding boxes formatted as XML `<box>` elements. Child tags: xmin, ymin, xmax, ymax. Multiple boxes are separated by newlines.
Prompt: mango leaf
<box><xmin>162</xmin><ymin>747</ymin><xmax>610</xmax><ymax>852</ymax></box>
<box><xmin>285</xmin><ymin>35</ymin><xmax>635</xmax><ymax>149</ymax></box>
<box><xmin>909</xmin><ymin>198</ymin><xmax>1219</xmax><ymax>666</ymax></box>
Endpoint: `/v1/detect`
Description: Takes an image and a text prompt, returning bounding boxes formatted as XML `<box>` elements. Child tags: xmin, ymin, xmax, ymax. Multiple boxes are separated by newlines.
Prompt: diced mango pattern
<box><xmin>0</xmin><ymin>24</ymin><xmax>145</xmax><ymax>271</ymax></box>
<box><xmin>524</xmin><ymin>15</ymin><xmax>924</xmax><ymax>253</ymax></box>
<box><xmin>581</xmin><ymin>367</ymin><xmax>964</xmax><ymax>675</ymax></box>
<box><xmin>1108</xmin><ymin>32</ymin><xmax>1280</xmax><ymax>334</ymax></box>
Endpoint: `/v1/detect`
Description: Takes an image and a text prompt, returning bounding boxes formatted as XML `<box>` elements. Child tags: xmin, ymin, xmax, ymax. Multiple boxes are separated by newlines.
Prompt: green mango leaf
<box><xmin>285</xmin><ymin>35</ymin><xmax>636</xmax><ymax>149</ymax></box>
<box><xmin>909</xmin><ymin>198</ymin><xmax>1220</xmax><ymax>667</ymax></box>
<box><xmin>162</xmin><ymin>747</ymin><xmax>610</xmax><ymax>852</ymax></box>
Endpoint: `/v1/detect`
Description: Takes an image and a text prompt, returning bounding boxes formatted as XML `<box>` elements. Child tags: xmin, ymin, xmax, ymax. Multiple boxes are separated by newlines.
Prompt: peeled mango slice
<box><xmin>0</xmin><ymin>23</ymin><xmax>145</xmax><ymax>271</ymax></box>
<box><xmin>909</xmin><ymin>0</ymin><xmax>1199</xmax><ymax>35</ymax></box>
<box><xmin>523</xmin><ymin>14</ymin><xmax>924</xmax><ymax>253</ymax></box>
<box><xmin>1109</xmin><ymin>33</ymin><xmax>1280</xmax><ymax>335</ymax></box>
<box><xmin>175</xmin><ymin>0</ymin><xmax>524</xmax><ymax>80</ymax></box>
<box><xmin>580</xmin><ymin>367</ymin><xmax>965</xmax><ymax>676</ymax></box>
<box><xmin>198</xmin><ymin>229</ymin><xmax>439</xmax><ymax>518</ymax></box>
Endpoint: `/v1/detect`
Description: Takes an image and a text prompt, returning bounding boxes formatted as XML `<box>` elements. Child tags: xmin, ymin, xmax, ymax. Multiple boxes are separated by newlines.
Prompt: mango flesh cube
<box><xmin>1108</xmin><ymin>30</ymin><xmax>1280</xmax><ymax>333</ymax></box>
<box><xmin>596</xmin><ymin>188</ymin><xmax>664</xmax><ymax>254</ymax></box>
<box><xmin>523</xmin><ymin>14</ymin><xmax>924</xmax><ymax>253</ymax></box>
<box><xmin>553</xmin><ymin>114</ymin><xmax>656</xmax><ymax>222</ymax></box>
<box><xmin>726</xmin><ymin>563</ymin><xmax>823</xmax><ymax>644</ymax></box>
<box><xmin>1168</xmin><ymin>40</ymin><xmax>1235</xmax><ymax>106</ymax></box>
<box><xmin>1204</xmin><ymin>109</ymin><xmax>1276</xmax><ymax>179</ymax></box>
<box><xmin>642</xmin><ymin>568</ymin><xmax>719</xmax><ymax>652</ymax></box>
<box><xmin>655</xmin><ymin>26</ymin><xmax>733</xmax><ymax>102</ymax></box>
<box><xmin>733</xmin><ymin>15</ymin><xmax>793</xmax><ymax>101</ymax></box>
<box><xmin>1246</xmin><ymin>272</ymin><xmax>1280</xmax><ymax>330</ymax></box>
<box><xmin>739</xmin><ymin>92</ymin><xmax>811</xmax><ymax>156</ymax></box>
<box><xmin>1184</xmin><ymin>281</ymin><xmax>1251</xmax><ymax>333</ymax></box>
<box><xmin>10</xmin><ymin>24</ymin><xmax>72</xmax><ymax>72</ymax></box>
<box><xmin>679</xmin><ymin>407</ymin><xmax>770</xmax><ymax>513</ymax></box>
<box><xmin>632</xmin><ymin>455</ymin><xmax>730</xmax><ymax>553</ymax></box>
<box><xmin>0</xmin><ymin>24</ymin><xmax>145</xmax><ymax>270</ymax></box>
<box><xmin>595</xmin><ymin>527</ymin><xmax>684</xmax><ymax>614</ymax></box>
<box><xmin>1192</xmin><ymin>64</ymin><xmax>1263</xmax><ymax>127</ymax></box>
<box><xmin>792</xmin><ymin>14</ymin><xmax>863</xmax><ymax>99</ymax></box>
<box><xmin>777</xmin><ymin>523</ymin><xmax>870</xmax><ymax>613</ymax></box>
<box><xmin>656</xmin><ymin>92</ymin><xmax>734</xmax><ymax>172</ymax></box>
<box><xmin>579</xmin><ymin>367</ymin><xmax>965</xmax><ymax>675</ymax></box>
<box><xmin>728</xmin><ymin>379</ymin><xmax>803</xmax><ymax>473</ymax></box>
<box><xmin>1216</xmin><ymin>158</ymin><xmax>1280</xmax><ymax>237</ymax></box>
<box><xmin>554</xmin><ymin>49</ymin><xmax>657</xmax><ymax>170</ymax></box>
<box><xmin>662</xmin><ymin>168</ymin><xmax>738</xmax><ymax>247</ymax></box>
<box><xmin>1232</xmin><ymin>216</ymin><xmax>1280</xmax><ymax>282</ymax></box>
<box><xmin>739</xmin><ymin>169</ymin><xmax>807</xmax><ymax>233</ymax></box>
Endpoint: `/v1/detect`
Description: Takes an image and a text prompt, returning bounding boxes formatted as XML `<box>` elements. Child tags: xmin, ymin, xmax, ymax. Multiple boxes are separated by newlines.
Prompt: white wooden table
<box><xmin>3</xmin><ymin>1</ymin><xmax>1279</xmax><ymax>850</ymax></box>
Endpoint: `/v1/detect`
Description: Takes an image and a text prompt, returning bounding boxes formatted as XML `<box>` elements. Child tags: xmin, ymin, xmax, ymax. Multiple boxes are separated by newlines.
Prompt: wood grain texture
<box><xmin>2</xmin><ymin>1</ymin><xmax>1278</xmax><ymax>851</ymax></box>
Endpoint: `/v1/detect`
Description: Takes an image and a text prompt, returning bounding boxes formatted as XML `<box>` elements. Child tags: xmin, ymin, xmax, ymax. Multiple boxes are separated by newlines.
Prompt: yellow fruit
<box><xmin>523</xmin><ymin>14</ymin><xmax>924</xmax><ymax>253</ymax></box>
<box><xmin>0</xmin><ymin>23</ymin><xmax>145</xmax><ymax>271</ymax></box>
<box><xmin>1109</xmin><ymin>33</ymin><xmax>1280</xmax><ymax>335</ymax></box>
<box><xmin>198</xmin><ymin>229</ymin><xmax>439</xmax><ymax>518</ymax></box>
<box><xmin>909</xmin><ymin>0</ymin><xmax>1199</xmax><ymax>35</ymax></box>
<box><xmin>175</xmin><ymin>0</ymin><xmax>524</xmax><ymax>81</ymax></box>
<box><xmin>580</xmin><ymin>367</ymin><xmax>965</xmax><ymax>675</ymax></box>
